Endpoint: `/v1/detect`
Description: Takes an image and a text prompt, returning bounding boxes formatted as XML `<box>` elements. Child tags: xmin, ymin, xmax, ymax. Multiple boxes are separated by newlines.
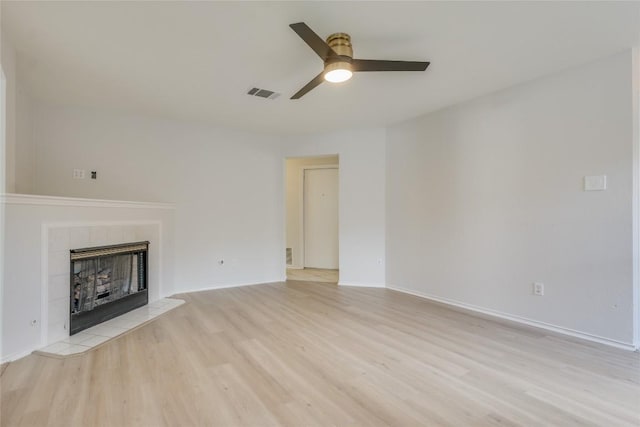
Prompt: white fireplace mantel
<box><xmin>1</xmin><ymin>193</ymin><xmax>176</xmax><ymax>362</ymax></box>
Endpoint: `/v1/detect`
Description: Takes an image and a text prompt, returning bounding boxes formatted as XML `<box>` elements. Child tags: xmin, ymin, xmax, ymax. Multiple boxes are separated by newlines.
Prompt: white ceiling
<box><xmin>2</xmin><ymin>1</ymin><xmax>639</xmax><ymax>135</ymax></box>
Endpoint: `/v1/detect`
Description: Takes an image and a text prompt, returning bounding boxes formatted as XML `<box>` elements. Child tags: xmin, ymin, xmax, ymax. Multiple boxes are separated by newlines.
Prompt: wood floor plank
<box><xmin>1</xmin><ymin>281</ymin><xmax>639</xmax><ymax>426</ymax></box>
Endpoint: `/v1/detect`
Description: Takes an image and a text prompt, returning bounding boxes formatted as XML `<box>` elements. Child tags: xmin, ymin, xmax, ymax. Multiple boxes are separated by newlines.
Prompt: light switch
<box><xmin>584</xmin><ymin>175</ymin><xmax>606</xmax><ymax>191</ymax></box>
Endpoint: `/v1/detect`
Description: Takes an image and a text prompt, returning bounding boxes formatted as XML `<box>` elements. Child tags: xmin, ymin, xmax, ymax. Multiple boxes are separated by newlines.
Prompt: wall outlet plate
<box><xmin>533</xmin><ymin>282</ymin><xmax>544</xmax><ymax>296</ymax></box>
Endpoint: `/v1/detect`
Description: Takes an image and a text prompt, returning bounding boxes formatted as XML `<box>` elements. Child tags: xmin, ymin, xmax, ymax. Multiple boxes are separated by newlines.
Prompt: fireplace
<box><xmin>70</xmin><ymin>241</ymin><xmax>149</xmax><ymax>335</ymax></box>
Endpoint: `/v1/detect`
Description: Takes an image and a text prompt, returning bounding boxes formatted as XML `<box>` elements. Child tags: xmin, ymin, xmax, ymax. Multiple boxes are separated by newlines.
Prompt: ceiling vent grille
<box><xmin>247</xmin><ymin>87</ymin><xmax>280</xmax><ymax>100</ymax></box>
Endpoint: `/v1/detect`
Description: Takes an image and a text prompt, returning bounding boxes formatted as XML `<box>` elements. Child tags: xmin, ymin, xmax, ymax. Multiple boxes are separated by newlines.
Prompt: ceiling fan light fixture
<box><xmin>288</xmin><ymin>23</ymin><xmax>429</xmax><ymax>99</ymax></box>
<box><xmin>324</xmin><ymin>61</ymin><xmax>353</xmax><ymax>83</ymax></box>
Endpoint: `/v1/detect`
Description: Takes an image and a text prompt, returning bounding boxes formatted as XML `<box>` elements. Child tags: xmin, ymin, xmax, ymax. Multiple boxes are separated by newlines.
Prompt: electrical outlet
<box><xmin>72</xmin><ymin>169</ymin><xmax>85</xmax><ymax>179</ymax></box>
<box><xmin>533</xmin><ymin>282</ymin><xmax>544</xmax><ymax>296</ymax></box>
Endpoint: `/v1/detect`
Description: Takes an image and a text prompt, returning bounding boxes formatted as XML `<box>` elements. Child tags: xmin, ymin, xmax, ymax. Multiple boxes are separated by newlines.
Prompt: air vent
<box><xmin>247</xmin><ymin>87</ymin><xmax>280</xmax><ymax>100</ymax></box>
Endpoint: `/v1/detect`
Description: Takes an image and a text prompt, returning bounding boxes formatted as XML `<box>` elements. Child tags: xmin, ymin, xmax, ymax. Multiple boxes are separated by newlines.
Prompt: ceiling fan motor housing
<box><xmin>325</xmin><ymin>32</ymin><xmax>354</xmax><ymax>78</ymax></box>
<box><xmin>326</xmin><ymin>33</ymin><xmax>353</xmax><ymax>58</ymax></box>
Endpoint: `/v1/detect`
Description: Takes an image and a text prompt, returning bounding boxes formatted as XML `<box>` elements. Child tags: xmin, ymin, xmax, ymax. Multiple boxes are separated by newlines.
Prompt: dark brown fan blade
<box><xmin>289</xmin><ymin>22</ymin><xmax>337</xmax><ymax>61</ymax></box>
<box><xmin>352</xmin><ymin>59</ymin><xmax>430</xmax><ymax>72</ymax></box>
<box><xmin>291</xmin><ymin>72</ymin><xmax>325</xmax><ymax>99</ymax></box>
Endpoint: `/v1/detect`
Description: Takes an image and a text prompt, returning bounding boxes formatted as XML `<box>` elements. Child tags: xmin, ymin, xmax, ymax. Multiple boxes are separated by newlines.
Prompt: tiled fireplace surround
<box><xmin>44</xmin><ymin>222</ymin><xmax>162</xmax><ymax>346</ymax></box>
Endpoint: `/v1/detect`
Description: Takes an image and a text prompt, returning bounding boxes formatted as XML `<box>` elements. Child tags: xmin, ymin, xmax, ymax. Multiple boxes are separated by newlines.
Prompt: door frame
<box><xmin>298</xmin><ymin>164</ymin><xmax>339</xmax><ymax>270</ymax></box>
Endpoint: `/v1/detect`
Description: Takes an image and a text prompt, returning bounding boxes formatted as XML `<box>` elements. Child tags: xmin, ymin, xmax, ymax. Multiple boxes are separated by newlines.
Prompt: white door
<box><xmin>304</xmin><ymin>168</ymin><xmax>339</xmax><ymax>269</ymax></box>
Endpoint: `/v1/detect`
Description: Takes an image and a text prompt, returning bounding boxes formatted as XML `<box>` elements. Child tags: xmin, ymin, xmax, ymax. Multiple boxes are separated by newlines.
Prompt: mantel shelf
<box><xmin>0</xmin><ymin>193</ymin><xmax>176</xmax><ymax>210</ymax></box>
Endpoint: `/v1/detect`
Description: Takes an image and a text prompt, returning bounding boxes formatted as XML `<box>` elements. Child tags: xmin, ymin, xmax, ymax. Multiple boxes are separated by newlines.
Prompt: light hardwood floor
<box><xmin>286</xmin><ymin>268</ymin><xmax>339</xmax><ymax>283</ymax></box>
<box><xmin>1</xmin><ymin>280</ymin><xmax>639</xmax><ymax>426</ymax></box>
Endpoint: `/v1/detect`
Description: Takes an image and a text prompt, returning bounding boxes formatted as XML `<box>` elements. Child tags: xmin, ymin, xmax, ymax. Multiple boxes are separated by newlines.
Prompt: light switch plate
<box><xmin>584</xmin><ymin>175</ymin><xmax>606</xmax><ymax>191</ymax></box>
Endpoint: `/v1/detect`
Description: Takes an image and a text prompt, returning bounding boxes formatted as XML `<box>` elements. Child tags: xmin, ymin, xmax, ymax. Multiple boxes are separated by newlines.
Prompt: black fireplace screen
<box><xmin>70</xmin><ymin>241</ymin><xmax>149</xmax><ymax>335</ymax></box>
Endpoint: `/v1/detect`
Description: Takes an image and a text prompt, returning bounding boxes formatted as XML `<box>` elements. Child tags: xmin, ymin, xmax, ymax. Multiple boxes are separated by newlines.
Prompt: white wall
<box><xmin>1</xmin><ymin>195</ymin><xmax>175</xmax><ymax>362</ymax></box>
<box><xmin>286</xmin><ymin>155</ymin><xmax>339</xmax><ymax>269</ymax></box>
<box><xmin>283</xmin><ymin>129</ymin><xmax>386</xmax><ymax>287</ymax></box>
<box><xmin>28</xmin><ymin>105</ymin><xmax>285</xmax><ymax>292</ymax></box>
<box><xmin>1</xmin><ymin>28</ymin><xmax>16</xmax><ymax>192</ymax></box>
<box><xmin>20</xmin><ymin>105</ymin><xmax>386</xmax><ymax>302</ymax></box>
<box><xmin>386</xmin><ymin>51</ymin><xmax>636</xmax><ymax>347</ymax></box>
<box><xmin>1</xmin><ymin>26</ymin><xmax>35</xmax><ymax>194</ymax></box>
<box><xmin>1</xmin><ymin>23</ymin><xmax>16</xmax><ymax>365</ymax></box>
<box><xmin>15</xmin><ymin>83</ymin><xmax>33</xmax><ymax>193</ymax></box>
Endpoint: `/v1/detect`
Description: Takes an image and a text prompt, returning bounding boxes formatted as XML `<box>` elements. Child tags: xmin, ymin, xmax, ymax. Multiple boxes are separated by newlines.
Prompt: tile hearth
<box><xmin>37</xmin><ymin>298</ymin><xmax>184</xmax><ymax>357</ymax></box>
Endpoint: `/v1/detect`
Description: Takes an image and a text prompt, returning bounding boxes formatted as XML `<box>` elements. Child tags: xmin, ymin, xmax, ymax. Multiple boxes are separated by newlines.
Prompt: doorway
<box><xmin>285</xmin><ymin>156</ymin><xmax>339</xmax><ymax>283</ymax></box>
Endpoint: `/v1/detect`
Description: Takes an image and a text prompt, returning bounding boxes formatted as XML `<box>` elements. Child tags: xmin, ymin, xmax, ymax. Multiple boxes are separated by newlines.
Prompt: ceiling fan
<box><xmin>289</xmin><ymin>22</ymin><xmax>430</xmax><ymax>99</ymax></box>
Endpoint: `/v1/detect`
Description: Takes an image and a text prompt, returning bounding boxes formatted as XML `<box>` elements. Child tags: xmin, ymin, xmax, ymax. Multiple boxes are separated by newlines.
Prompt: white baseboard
<box><xmin>387</xmin><ymin>285</ymin><xmax>637</xmax><ymax>352</ymax></box>
<box><xmin>338</xmin><ymin>282</ymin><xmax>386</xmax><ymax>288</ymax></box>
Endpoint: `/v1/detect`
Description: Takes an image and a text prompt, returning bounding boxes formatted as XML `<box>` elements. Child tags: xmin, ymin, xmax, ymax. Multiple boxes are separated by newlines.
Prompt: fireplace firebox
<box><xmin>70</xmin><ymin>241</ymin><xmax>149</xmax><ymax>335</ymax></box>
